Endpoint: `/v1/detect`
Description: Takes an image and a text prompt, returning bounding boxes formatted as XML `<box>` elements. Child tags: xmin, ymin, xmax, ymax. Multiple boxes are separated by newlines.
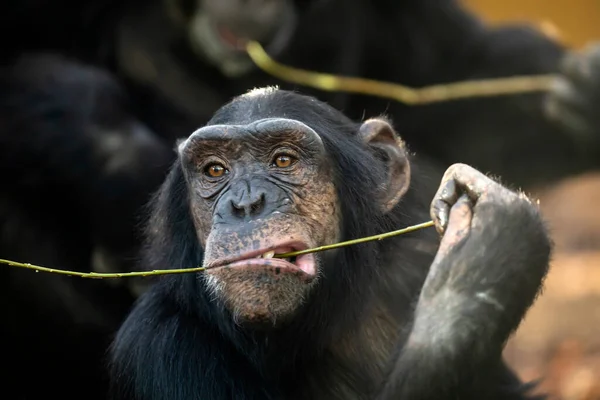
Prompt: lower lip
<box><xmin>214</xmin><ymin>258</ymin><xmax>313</xmax><ymax>277</ymax></box>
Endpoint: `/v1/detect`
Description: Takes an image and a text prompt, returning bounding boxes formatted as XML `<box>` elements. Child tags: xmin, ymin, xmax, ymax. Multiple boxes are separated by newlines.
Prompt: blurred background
<box><xmin>464</xmin><ymin>0</ymin><xmax>600</xmax><ymax>49</ymax></box>
<box><xmin>2</xmin><ymin>0</ymin><xmax>600</xmax><ymax>399</ymax></box>
<box><xmin>464</xmin><ymin>1</ymin><xmax>600</xmax><ymax>399</ymax></box>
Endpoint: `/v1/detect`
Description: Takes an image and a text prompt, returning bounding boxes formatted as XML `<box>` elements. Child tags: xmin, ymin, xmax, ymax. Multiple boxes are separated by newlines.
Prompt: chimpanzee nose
<box><xmin>230</xmin><ymin>190</ymin><xmax>266</xmax><ymax>219</ymax></box>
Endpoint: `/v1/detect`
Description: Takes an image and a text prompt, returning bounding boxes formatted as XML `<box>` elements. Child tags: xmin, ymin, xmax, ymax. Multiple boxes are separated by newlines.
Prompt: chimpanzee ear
<box><xmin>358</xmin><ymin>118</ymin><xmax>411</xmax><ymax>213</ymax></box>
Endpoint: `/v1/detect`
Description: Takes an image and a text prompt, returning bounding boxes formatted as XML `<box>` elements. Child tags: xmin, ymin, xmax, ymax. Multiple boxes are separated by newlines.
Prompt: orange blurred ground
<box><xmin>456</xmin><ymin>3</ymin><xmax>600</xmax><ymax>398</ymax></box>
<box><xmin>462</xmin><ymin>0</ymin><xmax>600</xmax><ymax>48</ymax></box>
<box><xmin>503</xmin><ymin>174</ymin><xmax>600</xmax><ymax>400</ymax></box>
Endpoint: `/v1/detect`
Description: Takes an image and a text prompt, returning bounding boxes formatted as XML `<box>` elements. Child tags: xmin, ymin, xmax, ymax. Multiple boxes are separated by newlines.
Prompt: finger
<box><xmin>437</xmin><ymin>194</ymin><xmax>473</xmax><ymax>257</ymax></box>
<box><xmin>431</xmin><ymin>179</ymin><xmax>458</xmax><ymax>235</ymax></box>
<box><xmin>558</xmin><ymin>48</ymin><xmax>600</xmax><ymax>101</ymax></box>
<box><xmin>560</xmin><ymin>50</ymin><xmax>593</xmax><ymax>87</ymax></box>
<box><xmin>445</xmin><ymin>194</ymin><xmax>473</xmax><ymax>239</ymax></box>
<box><xmin>544</xmin><ymin>95</ymin><xmax>595</xmax><ymax>139</ymax></box>
<box><xmin>441</xmin><ymin>163</ymin><xmax>497</xmax><ymax>202</ymax></box>
<box><xmin>548</xmin><ymin>76</ymin><xmax>594</xmax><ymax>110</ymax></box>
<box><xmin>582</xmin><ymin>42</ymin><xmax>600</xmax><ymax>71</ymax></box>
<box><xmin>431</xmin><ymin>199</ymin><xmax>449</xmax><ymax>236</ymax></box>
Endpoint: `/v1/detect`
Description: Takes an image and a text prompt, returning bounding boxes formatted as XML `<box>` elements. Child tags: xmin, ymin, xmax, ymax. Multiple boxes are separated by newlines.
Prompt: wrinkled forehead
<box><xmin>178</xmin><ymin>118</ymin><xmax>323</xmax><ymax>155</ymax></box>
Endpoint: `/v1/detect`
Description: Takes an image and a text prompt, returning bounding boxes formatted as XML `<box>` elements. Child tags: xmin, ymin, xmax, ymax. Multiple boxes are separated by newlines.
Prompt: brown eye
<box><xmin>273</xmin><ymin>154</ymin><xmax>295</xmax><ymax>168</ymax></box>
<box><xmin>205</xmin><ymin>163</ymin><xmax>227</xmax><ymax>178</ymax></box>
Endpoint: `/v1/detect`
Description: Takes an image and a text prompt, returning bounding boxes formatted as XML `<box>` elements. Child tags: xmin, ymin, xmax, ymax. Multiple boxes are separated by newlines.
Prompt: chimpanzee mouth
<box><xmin>215</xmin><ymin>24</ymin><xmax>249</xmax><ymax>52</ymax></box>
<box><xmin>188</xmin><ymin>7</ymin><xmax>297</xmax><ymax>78</ymax></box>
<box><xmin>211</xmin><ymin>6</ymin><xmax>299</xmax><ymax>57</ymax></box>
<box><xmin>209</xmin><ymin>241</ymin><xmax>316</xmax><ymax>276</ymax></box>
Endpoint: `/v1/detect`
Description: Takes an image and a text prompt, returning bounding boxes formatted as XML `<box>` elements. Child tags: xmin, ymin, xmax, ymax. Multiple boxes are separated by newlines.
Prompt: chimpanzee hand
<box><xmin>411</xmin><ymin>163</ymin><xmax>551</xmax><ymax>353</ymax></box>
<box><xmin>376</xmin><ymin>164</ymin><xmax>551</xmax><ymax>400</ymax></box>
<box><xmin>545</xmin><ymin>42</ymin><xmax>600</xmax><ymax>141</ymax></box>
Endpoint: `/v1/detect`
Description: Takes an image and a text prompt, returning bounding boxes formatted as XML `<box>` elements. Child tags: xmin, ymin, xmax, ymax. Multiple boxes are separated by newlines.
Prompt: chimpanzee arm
<box><xmin>377</xmin><ymin>163</ymin><xmax>552</xmax><ymax>400</ymax></box>
<box><xmin>545</xmin><ymin>43</ymin><xmax>600</xmax><ymax>144</ymax></box>
<box><xmin>410</xmin><ymin>24</ymin><xmax>600</xmax><ymax>189</ymax></box>
<box><xmin>374</xmin><ymin>0</ymin><xmax>599</xmax><ymax>188</ymax></box>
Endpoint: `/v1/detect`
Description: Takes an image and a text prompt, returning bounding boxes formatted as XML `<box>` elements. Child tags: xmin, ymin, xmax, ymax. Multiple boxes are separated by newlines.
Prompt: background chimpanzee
<box><xmin>545</xmin><ymin>42</ymin><xmax>600</xmax><ymax>141</ymax></box>
<box><xmin>4</xmin><ymin>0</ymin><xmax>600</xmax><ymax>188</ymax></box>
<box><xmin>124</xmin><ymin>0</ymin><xmax>600</xmax><ymax>188</ymax></box>
<box><xmin>108</xmin><ymin>87</ymin><xmax>552</xmax><ymax>400</ymax></box>
<box><xmin>0</xmin><ymin>54</ymin><xmax>172</xmax><ymax>399</ymax></box>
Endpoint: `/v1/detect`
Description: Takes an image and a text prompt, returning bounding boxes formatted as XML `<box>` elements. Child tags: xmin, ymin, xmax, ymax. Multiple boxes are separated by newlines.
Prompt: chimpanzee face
<box><xmin>167</xmin><ymin>0</ymin><xmax>299</xmax><ymax>77</ymax></box>
<box><xmin>178</xmin><ymin>117</ymin><xmax>340</xmax><ymax>327</ymax></box>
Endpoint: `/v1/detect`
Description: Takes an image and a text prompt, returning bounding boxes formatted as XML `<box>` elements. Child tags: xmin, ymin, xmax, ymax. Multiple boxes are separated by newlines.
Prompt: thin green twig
<box><xmin>0</xmin><ymin>259</ymin><xmax>210</xmax><ymax>279</ymax></box>
<box><xmin>245</xmin><ymin>41</ymin><xmax>555</xmax><ymax>105</ymax></box>
<box><xmin>274</xmin><ymin>220</ymin><xmax>435</xmax><ymax>258</ymax></box>
<box><xmin>0</xmin><ymin>220</ymin><xmax>434</xmax><ymax>279</ymax></box>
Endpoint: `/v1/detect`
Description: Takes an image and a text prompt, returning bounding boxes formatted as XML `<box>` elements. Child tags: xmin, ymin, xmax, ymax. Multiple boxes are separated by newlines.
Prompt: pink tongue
<box><xmin>217</xmin><ymin>25</ymin><xmax>238</xmax><ymax>46</ymax></box>
<box><xmin>295</xmin><ymin>255</ymin><xmax>316</xmax><ymax>276</ymax></box>
<box><xmin>217</xmin><ymin>25</ymin><xmax>248</xmax><ymax>50</ymax></box>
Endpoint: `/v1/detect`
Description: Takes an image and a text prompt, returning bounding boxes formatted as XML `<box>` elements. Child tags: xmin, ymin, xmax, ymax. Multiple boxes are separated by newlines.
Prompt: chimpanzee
<box><xmin>545</xmin><ymin>42</ymin><xmax>600</xmax><ymax>142</ymax></box>
<box><xmin>0</xmin><ymin>53</ymin><xmax>172</xmax><ymax>399</ymax></box>
<box><xmin>0</xmin><ymin>2</ymin><xmax>597</xmax><ymax>398</ymax></box>
<box><xmin>108</xmin><ymin>87</ymin><xmax>552</xmax><ymax>400</ymax></box>
<box><xmin>105</xmin><ymin>0</ymin><xmax>600</xmax><ymax>187</ymax></box>
<box><xmin>4</xmin><ymin>0</ymin><xmax>600</xmax><ymax>188</ymax></box>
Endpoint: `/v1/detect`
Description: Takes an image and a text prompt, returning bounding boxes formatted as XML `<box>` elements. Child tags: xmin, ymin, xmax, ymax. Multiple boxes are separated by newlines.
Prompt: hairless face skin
<box><xmin>178</xmin><ymin>117</ymin><xmax>340</xmax><ymax>325</ymax></box>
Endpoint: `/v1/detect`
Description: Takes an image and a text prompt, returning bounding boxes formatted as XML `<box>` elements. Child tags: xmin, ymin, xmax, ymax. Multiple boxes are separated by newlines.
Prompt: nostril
<box><xmin>250</xmin><ymin>193</ymin><xmax>266</xmax><ymax>215</ymax></box>
<box><xmin>230</xmin><ymin>192</ymin><xmax>266</xmax><ymax>218</ymax></box>
<box><xmin>230</xmin><ymin>200</ymin><xmax>245</xmax><ymax>218</ymax></box>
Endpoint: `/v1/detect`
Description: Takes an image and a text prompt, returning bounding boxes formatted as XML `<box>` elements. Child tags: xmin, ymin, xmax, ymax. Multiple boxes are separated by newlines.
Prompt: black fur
<box><xmin>3</xmin><ymin>0</ymin><xmax>600</xmax><ymax>188</ymax></box>
<box><xmin>0</xmin><ymin>0</ymin><xmax>585</xmax><ymax>398</ymax></box>
<box><xmin>108</xmin><ymin>88</ymin><xmax>550</xmax><ymax>400</ymax></box>
<box><xmin>0</xmin><ymin>54</ymin><xmax>172</xmax><ymax>399</ymax></box>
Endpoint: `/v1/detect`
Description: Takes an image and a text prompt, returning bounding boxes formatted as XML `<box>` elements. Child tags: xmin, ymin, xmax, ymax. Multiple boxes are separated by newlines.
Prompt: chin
<box><xmin>204</xmin><ymin>244</ymin><xmax>319</xmax><ymax>328</ymax></box>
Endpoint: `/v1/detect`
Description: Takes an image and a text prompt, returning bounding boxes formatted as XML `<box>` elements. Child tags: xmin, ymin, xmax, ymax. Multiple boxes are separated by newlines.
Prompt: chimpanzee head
<box><xmin>165</xmin><ymin>0</ymin><xmax>314</xmax><ymax>77</ymax></box>
<box><xmin>172</xmin><ymin>87</ymin><xmax>411</xmax><ymax>328</ymax></box>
